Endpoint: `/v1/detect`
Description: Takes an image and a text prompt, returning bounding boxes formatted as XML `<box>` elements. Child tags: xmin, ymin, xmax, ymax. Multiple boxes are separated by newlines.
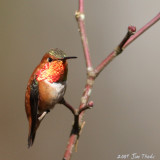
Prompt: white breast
<box><xmin>44</xmin><ymin>80</ymin><xmax>66</xmax><ymax>104</ymax></box>
<box><xmin>49</xmin><ymin>81</ymin><xmax>66</xmax><ymax>93</ymax></box>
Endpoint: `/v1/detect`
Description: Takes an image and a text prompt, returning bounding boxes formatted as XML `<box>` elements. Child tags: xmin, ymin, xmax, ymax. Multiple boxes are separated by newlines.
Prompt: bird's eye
<box><xmin>48</xmin><ymin>57</ymin><xmax>53</xmax><ymax>62</ymax></box>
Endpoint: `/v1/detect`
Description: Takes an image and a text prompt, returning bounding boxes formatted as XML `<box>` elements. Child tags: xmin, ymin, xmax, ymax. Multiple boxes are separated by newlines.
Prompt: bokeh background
<box><xmin>0</xmin><ymin>0</ymin><xmax>160</xmax><ymax>160</ymax></box>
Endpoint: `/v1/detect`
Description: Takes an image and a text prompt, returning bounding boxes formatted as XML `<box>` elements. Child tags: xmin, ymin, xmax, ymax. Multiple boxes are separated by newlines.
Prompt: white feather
<box><xmin>44</xmin><ymin>80</ymin><xmax>66</xmax><ymax>103</ymax></box>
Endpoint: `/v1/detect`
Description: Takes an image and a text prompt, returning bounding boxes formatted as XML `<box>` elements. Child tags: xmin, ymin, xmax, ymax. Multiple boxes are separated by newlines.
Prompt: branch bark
<box><xmin>62</xmin><ymin>1</ymin><xmax>160</xmax><ymax>159</ymax></box>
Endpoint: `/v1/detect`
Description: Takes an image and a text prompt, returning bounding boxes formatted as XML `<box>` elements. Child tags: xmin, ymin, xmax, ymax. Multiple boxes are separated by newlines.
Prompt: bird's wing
<box><xmin>28</xmin><ymin>78</ymin><xmax>39</xmax><ymax>147</ymax></box>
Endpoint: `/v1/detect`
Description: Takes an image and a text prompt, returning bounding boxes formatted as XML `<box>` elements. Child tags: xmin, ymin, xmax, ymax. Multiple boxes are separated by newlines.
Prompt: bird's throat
<box><xmin>36</xmin><ymin>61</ymin><xmax>65</xmax><ymax>83</ymax></box>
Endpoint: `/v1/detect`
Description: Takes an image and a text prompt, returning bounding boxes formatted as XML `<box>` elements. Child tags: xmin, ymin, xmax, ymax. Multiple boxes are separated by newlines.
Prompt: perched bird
<box><xmin>25</xmin><ymin>48</ymin><xmax>77</xmax><ymax>147</ymax></box>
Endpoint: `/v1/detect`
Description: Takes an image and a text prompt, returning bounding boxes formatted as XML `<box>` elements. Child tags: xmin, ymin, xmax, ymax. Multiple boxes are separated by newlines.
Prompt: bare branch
<box><xmin>63</xmin><ymin>134</ymin><xmax>77</xmax><ymax>160</ymax></box>
<box><xmin>60</xmin><ymin>98</ymin><xmax>76</xmax><ymax>115</ymax></box>
<box><xmin>95</xmin><ymin>13</ymin><xmax>160</xmax><ymax>76</ymax></box>
<box><xmin>78</xmin><ymin>101</ymin><xmax>94</xmax><ymax>115</ymax></box>
<box><xmin>123</xmin><ymin>12</ymin><xmax>160</xmax><ymax>49</ymax></box>
<box><xmin>95</xmin><ymin>25</ymin><xmax>136</xmax><ymax>76</ymax></box>
<box><xmin>62</xmin><ymin>2</ymin><xmax>160</xmax><ymax>160</ymax></box>
<box><xmin>75</xmin><ymin>0</ymin><xmax>92</xmax><ymax>69</ymax></box>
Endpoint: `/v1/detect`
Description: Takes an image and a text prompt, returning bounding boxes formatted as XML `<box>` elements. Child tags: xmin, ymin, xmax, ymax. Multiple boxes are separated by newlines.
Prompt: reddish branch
<box><xmin>62</xmin><ymin>1</ymin><xmax>160</xmax><ymax>159</ymax></box>
<box><xmin>123</xmin><ymin>13</ymin><xmax>160</xmax><ymax>48</ymax></box>
<box><xmin>75</xmin><ymin>0</ymin><xmax>92</xmax><ymax>68</ymax></box>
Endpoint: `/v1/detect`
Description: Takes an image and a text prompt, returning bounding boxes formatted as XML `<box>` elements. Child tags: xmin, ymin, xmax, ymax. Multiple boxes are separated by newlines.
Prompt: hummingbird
<box><xmin>25</xmin><ymin>48</ymin><xmax>77</xmax><ymax>147</ymax></box>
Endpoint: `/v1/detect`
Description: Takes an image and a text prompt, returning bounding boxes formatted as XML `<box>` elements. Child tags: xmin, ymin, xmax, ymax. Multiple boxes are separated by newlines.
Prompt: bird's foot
<box><xmin>38</xmin><ymin>110</ymin><xmax>50</xmax><ymax>121</ymax></box>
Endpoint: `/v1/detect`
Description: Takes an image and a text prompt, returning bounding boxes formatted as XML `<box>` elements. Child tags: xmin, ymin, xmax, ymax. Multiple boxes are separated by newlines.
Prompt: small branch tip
<box><xmin>78</xmin><ymin>102</ymin><xmax>93</xmax><ymax>115</ymax></box>
<box><xmin>128</xmin><ymin>25</ymin><xmax>136</xmax><ymax>33</ymax></box>
<box><xmin>87</xmin><ymin>101</ymin><xmax>94</xmax><ymax>108</ymax></box>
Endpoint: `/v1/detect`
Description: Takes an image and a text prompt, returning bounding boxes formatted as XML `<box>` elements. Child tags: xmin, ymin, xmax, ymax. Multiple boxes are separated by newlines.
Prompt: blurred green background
<box><xmin>0</xmin><ymin>0</ymin><xmax>160</xmax><ymax>160</ymax></box>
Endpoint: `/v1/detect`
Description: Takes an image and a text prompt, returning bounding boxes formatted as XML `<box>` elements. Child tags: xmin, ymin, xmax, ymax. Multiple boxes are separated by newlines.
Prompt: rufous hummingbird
<box><xmin>25</xmin><ymin>48</ymin><xmax>77</xmax><ymax>147</ymax></box>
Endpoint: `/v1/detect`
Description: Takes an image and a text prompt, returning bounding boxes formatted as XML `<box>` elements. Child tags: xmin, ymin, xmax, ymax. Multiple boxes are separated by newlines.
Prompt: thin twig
<box><xmin>95</xmin><ymin>25</ymin><xmax>136</xmax><ymax>76</ymax></box>
<box><xmin>123</xmin><ymin>12</ymin><xmax>160</xmax><ymax>49</ymax></box>
<box><xmin>60</xmin><ymin>98</ymin><xmax>76</xmax><ymax>115</ymax></box>
<box><xmin>78</xmin><ymin>101</ymin><xmax>94</xmax><ymax>115</ymax></box>
<box><xmin>75</xmin><ymin>0</ymin><xmax>92</xmax><ymax>69</ymax></box>
<box><xmin>95</xmin><ymin>14</ymin><xmax>160</xmax><ymax>76</ymax></box>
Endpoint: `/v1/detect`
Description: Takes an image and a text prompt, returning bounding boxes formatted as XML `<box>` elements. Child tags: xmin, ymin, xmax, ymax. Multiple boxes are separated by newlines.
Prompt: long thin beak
<box><xmin>57</xmin><ymin>56</ymin><xmax>77</xmax><ymax>60</ymax></box>
<box><xmin>63</xmin><ymin>56</ymin><xmax>77</xmax><ymax>60</ymax></box>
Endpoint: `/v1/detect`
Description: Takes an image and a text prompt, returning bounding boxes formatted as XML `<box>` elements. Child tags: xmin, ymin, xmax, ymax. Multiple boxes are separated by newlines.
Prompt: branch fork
<box><xmin>60</xmin><ymin>98</ymin><xmax>93</xmax><ymax>135</ymax></box>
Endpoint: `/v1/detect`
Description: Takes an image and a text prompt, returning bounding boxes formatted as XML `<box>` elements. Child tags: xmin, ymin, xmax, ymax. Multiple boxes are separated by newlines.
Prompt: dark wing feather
<box><xmin>28</xmin><ymin>79</ymin><xmax>39</xmax><ymax>147</ymax></box>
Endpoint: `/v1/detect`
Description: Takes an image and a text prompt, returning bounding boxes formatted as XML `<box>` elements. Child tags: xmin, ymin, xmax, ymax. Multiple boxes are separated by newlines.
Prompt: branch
<box><xmin>62</xmin><ymin>99</ymin><xmax>93</xmax><ymax>160</ymax></box>
<box><xmin>60</xmin><ymin>98</ymin><xmax>76</xmax><ymax>115</ymax></box>
<box><xmin>75</xmin><ymin>0</ymin><xmax>92</xmax><ymax>69</ymax></box>
<box><xmin>95</xmin><ymin>25</ymin><xmax>136</xmax><ymax>76</ymax></box>
<box><xmin>123</xmin><ymin>12</ymin><xmax>160</xmax><ymax>49</ymax></box>
<box><xmin>78</xmin><ymin>101</ymin><xmax>94</xmax><ymax>115</ymax></box>
<box><xmin>95</xmin><ymin>13</ymin><xmax>160</xmax><ymax>76</ymax></box>
<box><xmin>62</xmin><ymin>1</ymin><xmax>160</xmax><ymax>159</ymax></box>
